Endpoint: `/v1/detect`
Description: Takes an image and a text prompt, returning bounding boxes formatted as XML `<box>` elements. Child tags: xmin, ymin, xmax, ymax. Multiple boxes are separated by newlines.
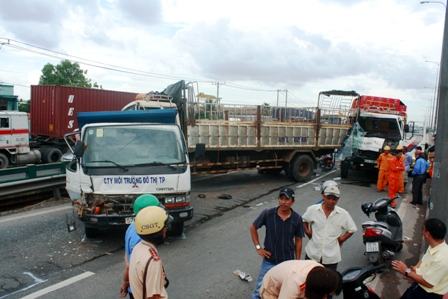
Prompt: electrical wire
<box><xmin>0</xmin><ymin>37</ymin><xmax>285</xmax><ymax>94</ymax></box>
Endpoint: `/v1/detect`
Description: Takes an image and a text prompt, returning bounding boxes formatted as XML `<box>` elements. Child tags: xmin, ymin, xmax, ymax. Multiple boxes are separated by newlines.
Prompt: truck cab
<box><xmin>65</xmin><ymin>109</ymin><xmax>192</xmax><ymax>237</ymax></box>
<box><xmin>340</xmin><ymin>95</ymin><xmax>407</xmax><ymax>178</ymax></box>
<box><xmin>0</xmin><ymin>111</ymin><xmax>42</xmax><ymax>168</ymax></box>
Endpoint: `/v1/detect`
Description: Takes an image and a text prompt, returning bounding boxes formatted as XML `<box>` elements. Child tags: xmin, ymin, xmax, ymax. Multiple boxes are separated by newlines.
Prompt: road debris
<box><xmin>233</xmin><ymin>269</ymin><xmax>253</xmax><ymax>282</ymax></box>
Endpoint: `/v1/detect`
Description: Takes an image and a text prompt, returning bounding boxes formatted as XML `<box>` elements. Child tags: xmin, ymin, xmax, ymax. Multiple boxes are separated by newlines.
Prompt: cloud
<box><xmin>117</xmin><ymin>0</ymin><xmax>162</xmax><ymax>26</ymax></box>
<box><xmin>175</xmin><ymin>21</ymin><xmax>432</xmax><ymax>91</ymax></box>
<box><xmin>0</xmin><ymin>0</ymin><xmax>64</xmax><ymax>47</ymax></box>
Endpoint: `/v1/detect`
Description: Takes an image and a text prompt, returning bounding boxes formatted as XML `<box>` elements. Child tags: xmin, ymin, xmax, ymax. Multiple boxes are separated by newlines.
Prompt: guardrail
<box><xmin>0</xmin><ymin>162</ymin><xmax>67</xmax><ymax>185</ymax></box>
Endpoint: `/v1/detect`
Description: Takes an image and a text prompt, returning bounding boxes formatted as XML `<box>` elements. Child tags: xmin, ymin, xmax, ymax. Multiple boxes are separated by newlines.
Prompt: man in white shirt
<box><xmin>302</xmin><ymin>183</ymin><xmax>357</xmax><ymax>270</ymax></box>
<box><xmin>392</xmin><ymin>218</ymin><xmax>448</xmax><ymax>299</ymax></box>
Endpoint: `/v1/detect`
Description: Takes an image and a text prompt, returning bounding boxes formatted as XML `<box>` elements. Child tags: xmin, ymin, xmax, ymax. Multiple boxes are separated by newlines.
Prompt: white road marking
<box><xmin>20</xmin><ymin>271</ymin><xmax>95</xmax><ymax>299</ymax></box>
<box><xmin>0</xmin><ymin>273</ymin><xmax>47</xmax><ymax>299</ymax></box>
<box><xmin>0</xmin><ymin>205</ymin><xmax>72</xmax><ymax>225</ymax></box>
<box><xmin>295</xmin><ymin>170</ymin><xmax>337</xmax><ymax>189</ymax></box>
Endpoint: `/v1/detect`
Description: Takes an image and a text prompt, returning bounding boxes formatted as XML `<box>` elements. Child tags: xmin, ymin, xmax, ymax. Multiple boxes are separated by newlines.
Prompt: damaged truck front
<box><xmin>64</xmin><ymin>109</ymin><xmax>192</xmax><ymax>237</ymax></box>
<box><xmin>338</xmin><ymin>94</ymin><xmax>408</xmax><ymax>178</ymax></box>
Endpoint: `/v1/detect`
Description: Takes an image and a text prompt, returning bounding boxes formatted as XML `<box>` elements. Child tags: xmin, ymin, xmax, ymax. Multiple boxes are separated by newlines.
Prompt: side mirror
<box><xmin>73</xmin><ymin>140</ymin><xmax>85</xmax><ymax>158</ymax></box>
<box><xmin>404</xmin><ymin>124</ymin><xmax>409</xmax><ymax>133</ymax></box>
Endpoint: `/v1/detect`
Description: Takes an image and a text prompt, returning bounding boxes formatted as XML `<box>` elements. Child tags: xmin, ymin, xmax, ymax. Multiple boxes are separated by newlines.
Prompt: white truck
<box><xmin>0</xmin><ymin>111</ymin><xmax>43</xmax><ymax>168</ymax></box>
<box><xmin>64</xmin><ymin>109</ymin><xmax>192</xmax><ymax>237</ymax></box>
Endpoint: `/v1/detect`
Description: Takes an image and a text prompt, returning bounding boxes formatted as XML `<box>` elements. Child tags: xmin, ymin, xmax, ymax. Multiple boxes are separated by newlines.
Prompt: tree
<box><xmin>39</xmin><ymin>59</ymin><xmax>100</xmax><ymax>88</ymax></box>
<box><xmin>18</xmin><ymin>100</ymin><xmax>29</xmax><ymax>112</ymax></box>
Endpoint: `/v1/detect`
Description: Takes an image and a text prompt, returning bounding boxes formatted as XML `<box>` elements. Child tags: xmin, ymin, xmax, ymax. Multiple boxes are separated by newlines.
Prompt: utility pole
<box><xmin>216</xmin><ymin>81</ymin><xmax>220</xmax><ymax>104</ymax></box>
<box><xmin>276</xmin><ymin>89</ymin><xmax>280</xmax><ymax>107</ymax></box>
<box><xmin>429</xmin><ymin>4</ymin><xmax>448</xmax><ymax>224</ymax></box>
<box><xmin>283</xmin><ymin>89</ymin><xmax>288</xmax><ymax>120</ymax></box>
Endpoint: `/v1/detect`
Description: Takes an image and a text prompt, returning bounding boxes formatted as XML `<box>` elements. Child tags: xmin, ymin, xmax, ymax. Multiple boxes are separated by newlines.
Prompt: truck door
<box><xmin>0</xmin><ymin>116</ymin><xmax>11</xmax><ymax>148</ymax></box>
<box><xmin>65</xmin><ymin>158</ymin><xmax>82</xmax><ymax>200</ymax></box>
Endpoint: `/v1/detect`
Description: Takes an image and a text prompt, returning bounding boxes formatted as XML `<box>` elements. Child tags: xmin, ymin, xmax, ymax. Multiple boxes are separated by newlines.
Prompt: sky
<box><xmin>0</xmin><ymin>0</ymin><xmax>445</xmax><ymax>124</ymax></box>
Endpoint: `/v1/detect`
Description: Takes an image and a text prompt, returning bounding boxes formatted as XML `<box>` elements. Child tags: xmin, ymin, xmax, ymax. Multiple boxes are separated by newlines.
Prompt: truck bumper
<box><xmin>80</xmin><ymin>206</ymin><xmax>194</xmax><ymax>228</ymax></box>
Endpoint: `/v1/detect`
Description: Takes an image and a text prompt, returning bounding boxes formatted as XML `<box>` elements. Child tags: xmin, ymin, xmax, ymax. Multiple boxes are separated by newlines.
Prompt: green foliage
<box><xmin>18</xmin><ymin>100</ymin><xmax>29</xmax><ymax>113</ymax></box>
<box><xmin>39</xmin><ymin>59</ymin><xmax>100</xmax><ymax>88</ymax></box>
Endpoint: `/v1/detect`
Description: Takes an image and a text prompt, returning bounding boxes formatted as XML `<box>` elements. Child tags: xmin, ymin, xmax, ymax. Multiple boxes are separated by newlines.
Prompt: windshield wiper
<box><xmin>88</xmin><ymin>160</ymin><xmax>129</xmax><ymax>172</ymax></box>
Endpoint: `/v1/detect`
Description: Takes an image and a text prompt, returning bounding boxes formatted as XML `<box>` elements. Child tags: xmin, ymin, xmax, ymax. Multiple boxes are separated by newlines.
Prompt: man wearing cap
<box><xmin>376</xmin><ymin>145</ymin><xmax>391</xmax><ymax>192</ymax></box>
<box><xmin>129</xmin><ymin>206</ymin><xmax>170</xmax><ymax>299</ymax></box>
<box><xmin>302</xmin><ymin>183</ymin><xmax>357</xmax><ymax>271</ymax></box>
<box><xmin>249</xmin><ymin>187</ymin><xmax>305</xmax><ymax>299</ymax></box>
<box><xmin>120</xmin><ymin>194</ymin><xmax>162</xmax><ymax>299</ymax></box>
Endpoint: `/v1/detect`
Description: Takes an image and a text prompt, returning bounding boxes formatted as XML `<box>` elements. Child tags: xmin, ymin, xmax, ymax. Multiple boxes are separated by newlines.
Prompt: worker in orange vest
<box><xmin>388</xmin><ymin>145</ymin><xmax>405</xmax><ymax>208</ymax></box>
<box><xmin>376</xmin><ymin>145</ymin><xmax>391</xmax><ymax>192</ymax></box>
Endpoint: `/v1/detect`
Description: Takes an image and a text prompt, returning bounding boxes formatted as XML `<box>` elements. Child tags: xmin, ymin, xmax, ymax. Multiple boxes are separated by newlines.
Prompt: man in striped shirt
<box><xmin>249</xmin><ymin>188</ymin><xmax>305</xmax><ymax>299</ymax></box>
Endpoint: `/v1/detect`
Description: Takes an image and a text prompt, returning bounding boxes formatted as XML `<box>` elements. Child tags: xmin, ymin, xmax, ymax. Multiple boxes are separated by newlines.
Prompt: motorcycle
<box><xmin>319</xmin><ymin>152</ymin><xmax>335</xmax><ymax>171</ymax></box>
<box><xmin>361</xmin><ymin>197</ymin><xmax>403</xmax><ymax>264</ymax></box>
<box><xmin>341</xmin><ymin>263</ymin><xmax>386</xmax><ymax>299</ymax></box>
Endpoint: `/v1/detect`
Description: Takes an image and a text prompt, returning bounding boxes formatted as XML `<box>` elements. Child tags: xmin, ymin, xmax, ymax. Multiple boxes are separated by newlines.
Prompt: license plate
<box><xmin>366</xmin><ymin>242</ymin><xmax>379</xmax><ymax>252</ymax></box>
<box><xmin>125</xmin><ymin>217</ymin><xmax>134</xmax><ymax>224</ymax></box>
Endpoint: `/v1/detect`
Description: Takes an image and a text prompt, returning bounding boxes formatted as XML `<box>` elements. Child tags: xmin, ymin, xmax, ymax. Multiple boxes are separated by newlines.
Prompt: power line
<box><xmin>0</xmin><ymin>37</ymin><xmax>284</xmax><ymax>94</ymax></box>
<box><xmin>0</xmin><ymin>80</ymin><xmax>30</xmax><ymax>88</ymax></box>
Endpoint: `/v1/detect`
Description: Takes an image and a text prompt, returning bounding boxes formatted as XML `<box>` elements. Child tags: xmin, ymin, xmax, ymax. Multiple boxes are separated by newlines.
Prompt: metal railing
<box><xmin>186</xmin><ymin>102</ymin><xmax>353</xmax><ymax>125</ymax></box>
<box><xmin>0</xmin><ymin>161</ymin><xmax>67</xmax><ymax>185</ymax></box>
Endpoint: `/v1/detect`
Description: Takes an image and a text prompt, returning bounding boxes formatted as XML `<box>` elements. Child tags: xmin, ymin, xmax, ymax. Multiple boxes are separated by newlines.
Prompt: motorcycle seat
<box><xmin>362</xmin><ymin>221</ymin><xmax>389</xmax><ymax>230</ymax></box>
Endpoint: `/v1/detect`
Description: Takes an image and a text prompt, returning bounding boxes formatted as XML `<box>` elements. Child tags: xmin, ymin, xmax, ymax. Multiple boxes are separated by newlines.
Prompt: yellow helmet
<box><xmin>383</xmin><ymin>145</ymin><xmax>391</xmax><ymax>151</ymax></box>
<box><xmin>396</xmin><ymin>144</ymin><xmax>403</xmax><ymax>151</ymax></box>
<box><xmin>135</xmin><ymin>206</ymin><xmax>169</xmax><ymax>235</ymax></box>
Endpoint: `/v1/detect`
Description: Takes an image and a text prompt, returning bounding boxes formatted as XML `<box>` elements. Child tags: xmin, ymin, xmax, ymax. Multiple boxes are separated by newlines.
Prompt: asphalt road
<box><xmin>0</xmin><ymin>168</ymin><xmax>419</xmax><ymax>299</ymax></box>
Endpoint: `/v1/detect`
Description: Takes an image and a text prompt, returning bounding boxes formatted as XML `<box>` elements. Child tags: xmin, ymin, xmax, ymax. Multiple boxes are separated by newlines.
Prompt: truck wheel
<box><xmin>41</xmin><ymin>147</ymin><xmax>63</xmax><ymax>163</ymax></box>
<box><xmin>289</xmin><ymin>155</ymin><xmax>314</xmax><ymax>182</ymax></box>
<box><xmin>85</xmin><ymin>227</ymin><xmax>100</xmax><ymax>238</ymax></box>
<box><xmin>0</xmin><ymin>153</ymin><xmax>9</xmax><ymax>169</ymax></box>
<box><xmin>169</xmin><ymin>222</ymin><xmax>184</xmax><ymax>236</ymax></box>
<box><xmin>340</xmin><ymin>160</ymin><xmax>349</xmax><ymax>178</ymax></box>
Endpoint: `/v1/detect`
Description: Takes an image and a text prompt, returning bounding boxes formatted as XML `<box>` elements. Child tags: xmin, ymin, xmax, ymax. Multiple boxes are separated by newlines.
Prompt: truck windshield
<box><xmin>82</xmin><ymin>124</ymin><xmax>186</xmax><ymax>167</ymax></box>
<box><xmin>357</xmin><ymin>117</ymin><xmax>401</xmax><ymax>140</ymax></box>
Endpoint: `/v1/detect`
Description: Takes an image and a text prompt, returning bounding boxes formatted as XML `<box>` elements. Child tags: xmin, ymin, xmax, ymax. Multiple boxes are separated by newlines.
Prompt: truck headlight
<box><xmin>164</xmin><ymin>197</ymin><xmax>175</xmax><ymax>204</ymax></box>
<box><xmin>175</xmin><ymin>194</ymin><xmax>191</xmax><ymax>203</ymax></box>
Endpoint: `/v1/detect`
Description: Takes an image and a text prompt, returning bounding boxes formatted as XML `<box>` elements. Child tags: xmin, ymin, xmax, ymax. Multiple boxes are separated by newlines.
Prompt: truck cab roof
<box><xmin>77</xmin><ymin>109</ymin><xmax>177</xmax><ymax>129</ymax></box>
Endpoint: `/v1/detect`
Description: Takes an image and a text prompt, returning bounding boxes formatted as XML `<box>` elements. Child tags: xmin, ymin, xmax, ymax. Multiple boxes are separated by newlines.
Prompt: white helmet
<box><xmin>321</xmin><ymin>180</ymin><xmax>338</xmax><ymax>193</ymax></box>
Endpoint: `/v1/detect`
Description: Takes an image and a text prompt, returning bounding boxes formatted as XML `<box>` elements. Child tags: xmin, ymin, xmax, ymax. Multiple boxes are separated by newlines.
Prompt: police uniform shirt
<box><xmin>129</xmin><ymin>240</ymin><xmax>168</xmax><ymax>299</ymax></box>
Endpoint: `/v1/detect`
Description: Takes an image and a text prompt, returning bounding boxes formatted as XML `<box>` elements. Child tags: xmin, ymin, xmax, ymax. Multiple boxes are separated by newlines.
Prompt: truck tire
<box><xmin>40</xmin><ymin>147</ymin><xmax>63</xmax><ymax>163</ymax></box>
<box><xmin>289</xmin><ymin>155</ymin><xmax>314</xmax><ymax>182</ymax></box>
<box><xmin>341</xmin><ymin>160</ymin><xmax>349</xmax><ymax>179</ymax></box>
<box><xmin>169</xmin><ymin>222</ymin><xmax>184</xmax><ymax>236</ymax></box>
<box><xmin>85</xmin><ymin>227</ymin><xmax>100</xmax><ymax>239</ymax></box>
<box><xmin>0</xmin><ymin>153</ymin><xmax>9</xmax><ymax>169</ymax></box>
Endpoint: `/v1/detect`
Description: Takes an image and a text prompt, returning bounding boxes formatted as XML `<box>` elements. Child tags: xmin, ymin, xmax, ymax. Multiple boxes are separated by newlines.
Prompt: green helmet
<box><xmin>133</xmin><ymin>194</ymin><xmax>161</xmax><ymax>214</ymax></box>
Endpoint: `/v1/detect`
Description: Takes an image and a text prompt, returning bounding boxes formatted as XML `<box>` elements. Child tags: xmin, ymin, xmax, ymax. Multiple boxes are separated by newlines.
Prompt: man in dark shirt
<box><xmin>249</xmin><ymin>187</ymin><xmax>304</xmax><ymax>299</ymax></box>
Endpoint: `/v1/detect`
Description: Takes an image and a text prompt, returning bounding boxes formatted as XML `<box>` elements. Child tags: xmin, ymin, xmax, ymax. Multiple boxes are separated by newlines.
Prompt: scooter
<box><xmin>341</xmin><ymin>263</ymin><xmax>386</xmax><ymax>299</ymax></box>
<box><xmin>361</xmin><ymin>197</ymin><xmax>403</xmax><ymax>264</ymax></box>
<box><xmin>319</xmin><ymin>152</ymin><xmax>335</xmax><ymax>171</ymax></box>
